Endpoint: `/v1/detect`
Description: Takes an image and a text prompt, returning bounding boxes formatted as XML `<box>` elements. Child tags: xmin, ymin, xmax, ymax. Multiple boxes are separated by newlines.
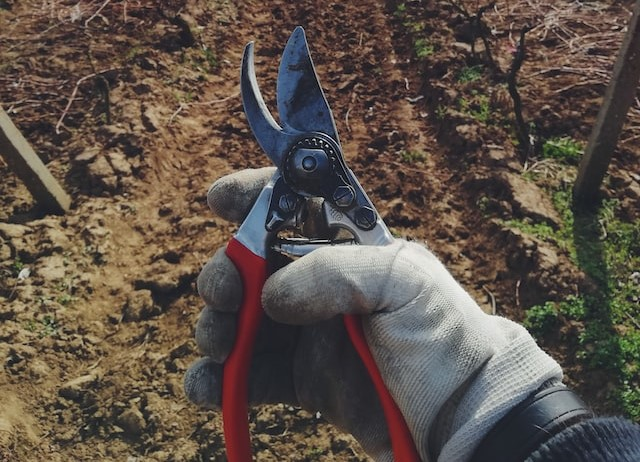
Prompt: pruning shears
<box><xmin>222</xmin><ymin>27</ymin><xmax>421</xmax><ymax>461</ymax></box>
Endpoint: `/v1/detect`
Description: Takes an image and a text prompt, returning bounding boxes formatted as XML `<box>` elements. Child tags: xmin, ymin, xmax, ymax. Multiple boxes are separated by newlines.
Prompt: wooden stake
<box><xmin>573</xmin><ymin>0</ymin><xmax>640</xmax><ymax>205</ymax></box>
<box><xmin>0</xmin><ymin>108</ymin><xmax>71</xmax><ymax>214</ymax></box>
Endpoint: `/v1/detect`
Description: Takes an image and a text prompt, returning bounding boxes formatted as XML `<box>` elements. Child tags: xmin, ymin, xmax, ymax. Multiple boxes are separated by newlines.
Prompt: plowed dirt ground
<box><xmin>1</xmin><ymin>1</ymin><xmax>639</xmax><ymax>460</ymax></box>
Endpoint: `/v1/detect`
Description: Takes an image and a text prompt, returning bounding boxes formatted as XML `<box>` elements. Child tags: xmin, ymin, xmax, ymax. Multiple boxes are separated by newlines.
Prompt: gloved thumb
<box><xmin>262</xmin><ymin>240</ymin><xmax>441</xmax><ymax>324</ymax></box>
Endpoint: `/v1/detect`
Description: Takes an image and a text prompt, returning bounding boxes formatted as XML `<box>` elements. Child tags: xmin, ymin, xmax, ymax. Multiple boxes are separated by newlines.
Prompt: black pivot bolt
<box><xmin>354</xmin><ymin>206</ymin><xmax>377</xmax><ymax>230</ymax></box>
<box><xmin>332</xmin><ymin>185</ymin><xmax>355</xmax><ymax>208</ymax></box>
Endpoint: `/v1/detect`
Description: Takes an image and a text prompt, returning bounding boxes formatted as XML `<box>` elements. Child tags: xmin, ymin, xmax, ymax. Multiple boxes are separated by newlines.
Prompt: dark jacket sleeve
<box><xmin>526</xmin><ymin>417</ymin><xmax>640</xmax><ymax>462</ymax></box>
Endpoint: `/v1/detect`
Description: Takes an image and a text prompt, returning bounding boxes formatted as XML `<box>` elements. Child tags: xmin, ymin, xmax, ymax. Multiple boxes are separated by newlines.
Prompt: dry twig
<box><xmin>168</xmin><ymin>92</ymin><xmax>240</xmax><ymax>124</ymax></box>
<box><xmin>85</xmin><ymin>0</ymin><xmax>112</xmax><ymax>27</ymax></box>
<box><xmin>448</xmin><ymin>0</ymin><xmax>500</xmax><ymax>72</ymax></box>
<box><xmin>55</xmin><ymin>67</ymin><xmax>119</xmax><ymax>134</ymax></box>
<box><xmin>482</xmin><ymin>285</ymin><xmax>497</xmax><ymax>315</ymax></box>
<box><xmin>508</xmin><ymin>24</ymin><xmax>533</xmax><ymax>162</ymax></box>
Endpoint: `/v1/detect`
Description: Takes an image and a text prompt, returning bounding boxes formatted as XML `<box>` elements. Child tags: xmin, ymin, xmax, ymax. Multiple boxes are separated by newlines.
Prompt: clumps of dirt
<box><xmin>1</xmin><ymin>0</ymin><xmax>639</xmax><ymax>460</ymax></box>
<box><xmin>0</xmin><ymin>392</ymin><xmax>39</xmax><ymax>460</ymax></box>
<box><xmin>70</xmin><ymin>126</ymin><xmax>146</xmax><ymax>196</ymax></box>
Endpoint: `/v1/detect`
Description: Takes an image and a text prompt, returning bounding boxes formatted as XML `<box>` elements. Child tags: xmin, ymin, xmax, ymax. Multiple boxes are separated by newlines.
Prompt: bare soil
<box><xmin>1</xmin><ymin>0</ymin><xmax>639</xmax><ymax>461</ymax></box>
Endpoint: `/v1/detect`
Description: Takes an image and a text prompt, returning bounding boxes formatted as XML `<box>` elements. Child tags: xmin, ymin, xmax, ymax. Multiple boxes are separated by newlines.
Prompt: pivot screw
<box><xmin>354</xmin><ymin>206</ymin><xmax>377</xmax><ymax>230</ymax></box>
<box><xmin>302</xmin><ymin>156</ymin><xmax>317</xmax><ymax>171</ymax></box>
<box><xmin>332</xmin><ymin>185</ymin><xmax>355</xmax><ymax>208</ymax></box>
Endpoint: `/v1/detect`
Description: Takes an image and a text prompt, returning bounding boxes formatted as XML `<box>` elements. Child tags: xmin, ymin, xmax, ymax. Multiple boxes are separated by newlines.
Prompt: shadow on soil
<box><xmin>572</xmin><ymin>201</ymin><xmax>622</xmax><ymax>410</ymax></box>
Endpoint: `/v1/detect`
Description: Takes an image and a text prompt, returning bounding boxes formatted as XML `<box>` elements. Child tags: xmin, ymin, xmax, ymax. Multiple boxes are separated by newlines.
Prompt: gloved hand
<box><xmin>184</xmin><ymin>167</ymin><xmax>563</xmax><ymax>462</ymax></box>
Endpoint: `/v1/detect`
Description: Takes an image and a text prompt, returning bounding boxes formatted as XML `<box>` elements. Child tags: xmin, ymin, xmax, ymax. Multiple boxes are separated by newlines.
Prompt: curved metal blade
<box><xmin>241</xmin><ymin>42</ymin><xmax>297</xmax><ymax>167</ymax></box>
<box><xmin>277</xmin><ymin>26</ymin><xmax>340</xmax><ymax>144</ymax></box>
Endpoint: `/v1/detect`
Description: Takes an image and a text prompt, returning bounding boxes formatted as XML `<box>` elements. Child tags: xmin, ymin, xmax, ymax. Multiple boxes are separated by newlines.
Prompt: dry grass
<box><xmin>482</xmin><ymin>0</ymin><xmax>640</xmax><ymax>146</ymax></box>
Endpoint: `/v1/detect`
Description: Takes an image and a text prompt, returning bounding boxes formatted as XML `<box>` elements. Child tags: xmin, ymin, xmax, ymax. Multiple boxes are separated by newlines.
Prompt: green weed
<box><xmin>525</xmin><ymin>296</ymin><xmax>585</xmax><ymax>336</ymax></box>
<box><xmin>413</xmin><ymin>38</ymin><xmax>434</xmax><ymax>59</ymax></box>
<box><xmin>476</xmin><ymin>195</ymin><xmax>491</xmax><ymax>215</ymax></box>
<box><xmin>459</xmin><ymin>91</ymin><xmax>491</xmax><ymax>123</ymax></box>
<box><xmin>519</xmin><ymin>186</ymin><xmax>640</xmax><ymax>419</ymax></box>
<box><xmin>202</xmin><ymin>45</ymin><xmax>218</xmax><ymax>72</ymax></box>
<box><xmin>557</xmin><ymin>295</ymin><xmax>586</xmax><ymax>320</ymax></box>
<box><xmin>11</xmin><ymin>257</ymin><xmax>24</xmax><ymax>276</ymax></box>
<box><xmin>399</xmin><ymin>149</ymin><xmax>427</xmax><ymax>163</ymax></box>
<box><xmin>435</xmin><ymin>105</ymin><xmax>447</xmax><ymax>120</ymax></box>
<box><xmin>502</xmin><ymin>219</ymin><xmax>557</xmax><ymax>243</ymax></box>
<box><xmin>457</xmin><ymin>65</ymin><xmax>484</xmax><ymax>83</ymax></box>
<box><xmin>542</xmin><ymin>137</ymin><xmax>583</xmax><ymax>164</ymax></box>
<box><xmin>56</xmin><ymin>293</ymin><xmax>75</xmax><ymax>306</ymax></box>
<box><xmin>125</xmin><ymin>46</ymin><xmax>142</xmax><ymax>61</ymax></box>
<box><xmin>24</xmin><ymin>315</ymin><xmax>59</xmax><ymax>337</ymax></box>
<box><xmin>304</xmin><ymin>447</ymin><xmax>325</xmax><ymax>459</ymax></box>
<box><xmin>524</xmin><ymin>302</ymin><xmax>559</xmax><ymax>336</ymax></box>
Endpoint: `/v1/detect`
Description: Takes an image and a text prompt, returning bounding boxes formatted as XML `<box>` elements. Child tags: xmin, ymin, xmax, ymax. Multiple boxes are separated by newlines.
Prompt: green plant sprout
<box><xmin>457</xmin><ymin>65</ymin><xmax>484</xmax><ymax>83</ymax></box>
<box><xmin>542</xmin><ymin>136</ymin><xmax>583</xmax><ymax>164</ymax></box>
<box><xmin>413</xmin><ymin>38</ymin><xmax>434</xmax><ymax>59</ymax></box>
<box><xmin>399</xmin><ymin>149</ymin><xmax>427</xmax><ymax>163</ymax></box>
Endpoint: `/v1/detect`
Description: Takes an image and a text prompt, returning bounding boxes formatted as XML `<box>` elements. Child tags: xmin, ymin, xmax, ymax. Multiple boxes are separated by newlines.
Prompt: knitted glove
<box><xmin>184</xmin><ymin>168</ymin><xmax>563</xmax><ymax>461</ymax></box>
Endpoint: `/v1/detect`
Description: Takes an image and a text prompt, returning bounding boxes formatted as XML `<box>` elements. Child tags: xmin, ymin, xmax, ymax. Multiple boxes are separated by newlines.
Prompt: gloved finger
<box><xmin>183</xmin><ymin>353</ymin><xmax>297</xmax><ymax>409</ymax></box>
<box><xmin>197</xmin><ymin>248</ymin><xmax>242</xmax><ymax>311</ymax></box>
<box><xmin>183</xmin><ymin>357</ymin><xmax>222</xmax><ymax>409</ymax></box>
<box><xmin>207</xmin><ymin>167</ymin><xmax>276</xmax><ymax>223</ymax></box>
<box><xmin>195</xmin><ymin>307</ymin><xmax>236</xmax><ymax>363</ymax></box>
<box><xmin>262</xmin><ymin>240</ymin><xmax>444</xmax><ymax>324</ymax></box>
<box><xmin>195</xmin><ymin>303</ymin><xmax>298</xmax><ymax>363</ymax></box>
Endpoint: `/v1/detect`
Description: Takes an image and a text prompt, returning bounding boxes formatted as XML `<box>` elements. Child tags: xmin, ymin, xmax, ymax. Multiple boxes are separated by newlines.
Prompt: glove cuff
<box><xmin>470</xmin><ymin>385</ymin><xmax>594</xmax><ymax>462</ymax></box>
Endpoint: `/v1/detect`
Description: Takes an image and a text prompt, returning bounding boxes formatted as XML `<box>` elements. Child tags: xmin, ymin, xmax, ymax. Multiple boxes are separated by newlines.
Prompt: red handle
<box><xmin>344</xmin><ymin>314</ymin><xmax>421</xmax><ymax>461</ymax></box>
<box><xmin>222</xmin><ymin>237</ymin><xmax>420</xmax><ymax>461</ymax></box>
<box><xmin>222</xmin><ymin>237</ymin><xmax>268</xmax><ymax>462</ymax></box>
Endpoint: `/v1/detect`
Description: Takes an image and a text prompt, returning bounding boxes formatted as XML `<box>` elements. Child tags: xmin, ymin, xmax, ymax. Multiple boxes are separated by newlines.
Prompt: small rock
<box><xmin>487</xmin><ymin>148</ymin><xmax>508</xmax><ymax>163</ymax></box>
<box><xmin>36</xmin><ymin>255</ymin><xmax>67</xmax><ymax>281</ymax></box>
<box><xmin>502</xmin><ymin>172</ymin><xmax>561</xmax><ymax>227</ymax></box>
<box><xmin>369</xmin><ymin>134</ymin><xmax>389</xmax><ymax>150</ymax></box>
<box><xmin>74</xmin><ymin>147</ymin><xmax>100</xmax><ymax>164</ymax></box>
<box><xmin>0</xmin><ymin>242</ymin><xmax>11</xmax><ymax>261</ymax></box>
<box><xmin>123</xmin><ymin>289</ymin><xmax>157</xmax><ymax>322</ymax></box>
<box><xmin>88</xmin><ymin>156</ymin><xmax>118</xmax><ymax>193</ymax></box>
<box><xmin>0</xmin><ymin>223</ymin><xmax>31</xmax><ymax>239</ymax></box>
<box><xmin>536</xmin><ymin>245</ymin><xmax>560</xmax><ymax>272</ymax></box>
<box><xmin>118</xmin><ymin>406</ymin><xmax>146</xmax><ymax>437</ymax></box>
<box><xmin>455</xmin><ymin>124</ymin><xmax>481</xmax><ymax>148</ymax></box>
<box><xmin>138</xmin><ymin>56</ymin><xmax>158</xmax><ymax>71</ymax></box>
<box><xmin>453</xmin><ymin>41</ymin><xmax>473</xmax><ymax>53</ymax></box>
<box><xmin>147</xmin><ymin>451</ymin><xmax>169</xmax><ymax>461</ymax></box>
<box><xmin>0</xmin><ymin>306</ymin><xmax>16</xmax><ymax>321</ymax></box>
<box><xmin>134</xmin><ymin>260</ymin><xmax>190</xmax><ymax>295</ymax></box>
<box><xmin>132</xmin><ymin>83</ymin><xmax>152</xmax><ymax>95</ymax></box>
<box><xmin>503</xmin><ymin>227</ymin><xmax>537</xmax><ymax>272</ymax></box>
<box><xmin>96</xmin><ymin>125</ymin><xmax>143</xmax><ymax>157</ymax></box>
<box><xmin>59</xmin><ymin>373</ymin><xmax>99</xmax><ymax>401</ymax></box>
<box><xmin>164</xmin><ymin>378</ymin><xmax>182</xmax><ymax>397</ymax></box>
<box><xmin>28</xmin><ymin>358</ymin><xmax>51</xmax><ymax>381</ymax></box>
<box><xmin>55</xmin><ymin>429</ymin><xmax>78</xmax><ymax>443</ymax></box>
<box><xmin>107</xmin><ymin>150</ymin><xmax>132</xmax><ymax>176</ymax></box>
<box><xmin>141</xmin><ymin>105</ymin><xmax>161</xmax><ymax>132</ymax></box>
<box><xmin>40</xmin><ymin>225</ymin><xmax>71</xmax><ymax>252</ymax></box>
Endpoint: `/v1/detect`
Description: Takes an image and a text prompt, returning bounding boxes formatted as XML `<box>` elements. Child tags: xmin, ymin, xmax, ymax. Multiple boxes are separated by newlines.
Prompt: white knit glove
<box><xmin>184</xmin><ymin>168</ymin><xmax>563</xmax><ymax>461</ymax></box>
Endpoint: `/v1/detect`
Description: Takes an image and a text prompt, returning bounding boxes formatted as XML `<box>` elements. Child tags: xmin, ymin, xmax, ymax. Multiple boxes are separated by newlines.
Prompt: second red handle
<box><xmin>343</xmin><ymin>314</ymin><xmax>421</xmax><ymax>461</ymax></box>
